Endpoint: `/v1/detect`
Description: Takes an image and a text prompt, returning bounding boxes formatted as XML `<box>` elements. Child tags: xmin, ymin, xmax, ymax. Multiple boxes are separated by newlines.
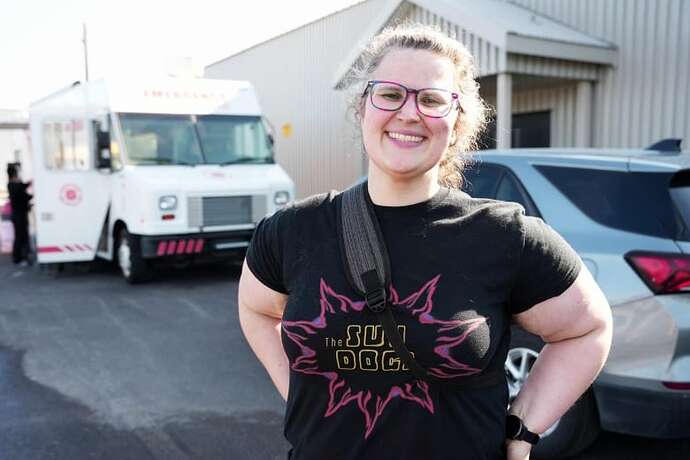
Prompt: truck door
<box><xmin>34</xmin><ymin>117</ymin><xmax>111</xmax><ymax>263</ymax></box>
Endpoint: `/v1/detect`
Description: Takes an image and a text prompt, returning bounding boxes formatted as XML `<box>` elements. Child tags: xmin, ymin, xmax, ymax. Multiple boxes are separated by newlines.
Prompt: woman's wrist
<box><xmin>505</xmin><ymin>439</ymin><xmax>532</xmax><ymax>460</ymax></box>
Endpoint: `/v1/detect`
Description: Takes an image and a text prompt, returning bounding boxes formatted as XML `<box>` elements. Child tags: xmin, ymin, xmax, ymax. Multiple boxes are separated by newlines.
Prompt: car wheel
<box><xmin>506</xmin><ymin>326</ymin><xmax>600</xmax><ymax>460</ymax></box>
<box><xmin>116</xmin><ymin>228</ymin><xmax>151</xmax><ymax>284</ymax></box>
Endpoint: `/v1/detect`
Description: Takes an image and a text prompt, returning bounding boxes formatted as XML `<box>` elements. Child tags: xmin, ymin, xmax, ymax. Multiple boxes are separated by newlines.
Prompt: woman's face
<box><xmin>361</xmin><ymin>48</ymin><xmax>458</xmax><ymax>182</ymax></box>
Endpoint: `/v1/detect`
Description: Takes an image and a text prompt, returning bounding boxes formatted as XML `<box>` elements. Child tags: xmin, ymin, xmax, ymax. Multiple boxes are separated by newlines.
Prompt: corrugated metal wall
<box><xmin>206</xmin><ymin>1</ymin><xmax>388</xmax><ymax>198</ymax></box>
<box><xmin>514</xmin><ymin>85</ymin><xmax>578</xmax><ymax>147</ymax></box>
<box><xmin>504</xmin><ymin>0</ymin><xmax>690</xmax><ymax>148</ymax></box>
<box><xmin>483</xmin><ymin>84</ymin><xmax>578</xmax><ymax>147</ymax></box>
<box><xmin>405</xmin><ymin>4</ymin><xmax>502</xmax><ymax>77</ymax></box>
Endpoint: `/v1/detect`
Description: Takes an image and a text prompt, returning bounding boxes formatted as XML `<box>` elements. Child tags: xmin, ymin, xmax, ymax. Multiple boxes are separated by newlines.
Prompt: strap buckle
<box><xmin>365</xmin><ymin>288</ymin><xmax>386</xmax><ymax>313</ymax></box>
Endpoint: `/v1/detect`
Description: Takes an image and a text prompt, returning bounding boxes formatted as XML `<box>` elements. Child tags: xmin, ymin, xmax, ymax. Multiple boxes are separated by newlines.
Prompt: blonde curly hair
<box><xmin>346</xmin><ymin>23</ymin><xmax>490</xmax><ymax>188</ymax></box>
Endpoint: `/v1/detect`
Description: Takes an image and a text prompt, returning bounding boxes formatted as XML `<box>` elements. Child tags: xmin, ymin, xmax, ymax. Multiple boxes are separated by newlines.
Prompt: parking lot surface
<box><xmin>0</xmin><ymin>255</ymin><xmax>688</xmax><ymax>459</ymax></box>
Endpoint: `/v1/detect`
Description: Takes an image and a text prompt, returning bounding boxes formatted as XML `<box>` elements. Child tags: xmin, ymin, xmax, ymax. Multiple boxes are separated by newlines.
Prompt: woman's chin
<box><xmin>377</xmin><ymin>162</ymin><xmax>433</xmax><ymax>180</ymax></box>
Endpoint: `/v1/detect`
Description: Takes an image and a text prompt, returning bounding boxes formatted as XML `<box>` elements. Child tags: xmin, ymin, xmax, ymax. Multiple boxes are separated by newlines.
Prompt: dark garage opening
<box><xmin>512</xmin><ymin>111</ymin><xmax>551</xmax><ymax>147</ymax></box>
<box><xmin>478</xmin><ymin>110</ymin><xmax>551</xmax><ymax>149</ymax></box>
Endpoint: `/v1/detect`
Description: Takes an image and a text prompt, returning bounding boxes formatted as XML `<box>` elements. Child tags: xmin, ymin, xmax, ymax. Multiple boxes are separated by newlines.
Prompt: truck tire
<box><xmin>506</xmin><ymin>326</ymin><xmax>600</xmax><ymax>460</ymax></box>
<box><xmin>116</xmin><ymin>227</ymin><xmax>151</xmax><ymax>284</ymax></box>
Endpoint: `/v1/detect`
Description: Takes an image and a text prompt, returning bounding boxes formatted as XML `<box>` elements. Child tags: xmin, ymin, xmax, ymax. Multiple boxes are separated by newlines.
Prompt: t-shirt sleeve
<box><xmin>245</xmin><ymin>210</ymin><xmax>290</xmax><ymax>294</ymax></box>
<box><xmin>509</xmin><ymin>214</ymin><xmax>582</xmax><ymax>314</ymax></box>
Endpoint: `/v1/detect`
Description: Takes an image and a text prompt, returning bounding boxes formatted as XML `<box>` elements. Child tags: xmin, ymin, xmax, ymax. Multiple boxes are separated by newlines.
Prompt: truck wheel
<box><xmin>116</xmin><ymin>228</ymin><xmax>151</xmax><ymax>284</ymax></box>
<box><xmin>506</xmin><ymin>327</ymin><xmax>600</xmax><ymax>460</ymax></box>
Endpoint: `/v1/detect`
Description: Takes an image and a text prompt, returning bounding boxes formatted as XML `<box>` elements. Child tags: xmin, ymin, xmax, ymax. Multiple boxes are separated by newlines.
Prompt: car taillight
<box><xmin>625</xmin><ymin>251</ymin><xmax>690</xmax><ymax>294</ymax></box>
<box><xmin>662</xmin><ymin>382</ymin><xmax>690</xmax><ymax>390</ymax></box>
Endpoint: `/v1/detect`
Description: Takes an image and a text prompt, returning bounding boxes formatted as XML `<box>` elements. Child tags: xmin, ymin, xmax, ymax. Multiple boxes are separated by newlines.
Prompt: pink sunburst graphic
<box><xmin>282</xmin><ymin>275</ymin><xmax>487</xmax><ymax>438</ymax></box>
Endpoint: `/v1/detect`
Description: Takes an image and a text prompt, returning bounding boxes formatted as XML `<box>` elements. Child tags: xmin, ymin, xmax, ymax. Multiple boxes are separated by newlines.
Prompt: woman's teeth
<box><xmin>387</xmin><ymin>132</ymin><xmax>424</xmax><ymax>143</ymax></box>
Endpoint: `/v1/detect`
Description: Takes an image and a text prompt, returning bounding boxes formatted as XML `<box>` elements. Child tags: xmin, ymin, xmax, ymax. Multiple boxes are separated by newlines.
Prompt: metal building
<box><xmin>206</xmin><ymin>0</ymin><xmax>690</xmax><ymax>199</ymax></box>
<box><xmin>0</xmin><ymin>109</ymin><xmax>30</xmax><ymax>199</ymax></box>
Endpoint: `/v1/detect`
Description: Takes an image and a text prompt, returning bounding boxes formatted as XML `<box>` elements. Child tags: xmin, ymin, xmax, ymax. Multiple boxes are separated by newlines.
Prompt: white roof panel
<box><xmin>417</xmin><ymin>0</ymin><xmax>612</xmax><ymax>48</ymax></box>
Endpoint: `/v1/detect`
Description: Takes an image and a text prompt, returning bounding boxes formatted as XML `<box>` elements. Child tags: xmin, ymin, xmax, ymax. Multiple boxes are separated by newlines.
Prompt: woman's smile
<box><xmin>385</xmin><ymin>130</ymin><xmax>427</xmax><ymax>147</ymax></box>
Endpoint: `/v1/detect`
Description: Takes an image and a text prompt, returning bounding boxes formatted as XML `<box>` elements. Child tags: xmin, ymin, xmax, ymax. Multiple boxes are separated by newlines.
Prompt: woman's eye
<box><xmin>381</xmin><ymin>93</ymin><xmax>403</xmax><ymax>101</ymax></box>
<box><xmin>420</xmin><ymin>96</ymin><xmax>443</xmax><ymax>106</ymax></box>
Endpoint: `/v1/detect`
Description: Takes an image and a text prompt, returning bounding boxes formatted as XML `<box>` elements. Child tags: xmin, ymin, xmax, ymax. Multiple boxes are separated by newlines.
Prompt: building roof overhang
<box><xmin>0</xmin><ymin>122</ymin><xmax>28</xmax><ymax>130</ymax></box>
<box><xmin>334</xmin><ymin>0</ymin><xmax>617</xmax><ymax>88</ymax></box>
<box><xmin>506</xmin><ymin>33</ymin><xmax>616</xmax><ymax>65</ymax></box>
<box><xmin>0</xmin><ymin>109</ymin><xmax>28</xmax><ymax>130</ymax></box>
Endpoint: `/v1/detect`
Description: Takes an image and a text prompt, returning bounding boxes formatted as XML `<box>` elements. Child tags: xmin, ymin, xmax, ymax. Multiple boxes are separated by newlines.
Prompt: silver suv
<box><xmin>463</xmin><ymin>142</ymin><xmax>690</xmax><ymax>459</ymax></box>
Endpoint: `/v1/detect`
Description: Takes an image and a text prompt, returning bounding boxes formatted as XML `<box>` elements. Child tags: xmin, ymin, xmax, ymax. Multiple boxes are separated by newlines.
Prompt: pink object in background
<box><xmin>1</xmin><ymin>200</ymin><xmax>14</xmax><ymax>254</ymax></box>
<box><xmin>0</xmin><ymin>221</ymin><xmax>14</xmax><ymax>254</ymax></box>
<box><xmin>1</xmin><ymin>200</ymin><xmax>11</xmax><ymax>218</ymax></box>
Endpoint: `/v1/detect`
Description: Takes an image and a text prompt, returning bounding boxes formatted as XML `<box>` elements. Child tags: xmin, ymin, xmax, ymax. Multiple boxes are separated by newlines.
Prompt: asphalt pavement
<box><xmin>0</xmin><ymin>255</ymin><xmax>688</xmax><ymax>459</ymax></box>
<box><xmin>0</xmin><ymin>256</ymin><xmax>288</xmax><ymax>460</ymax></box>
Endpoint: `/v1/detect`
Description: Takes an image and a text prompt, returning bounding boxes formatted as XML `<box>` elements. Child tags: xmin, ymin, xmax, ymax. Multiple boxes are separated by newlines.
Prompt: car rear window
<box><xmin>463</xmin><ymin>162</ymin><xmax>541</xmax><ymax>217</ymax></box>
<box><xmin>462</xmin><ymin>163</ymin><xmax>502</xmax><ymax>198</ymax></box>
<box><xmin>536</xmin><ymin>165</ymin><xmax>689</xmax><ymax>241</ymax></box>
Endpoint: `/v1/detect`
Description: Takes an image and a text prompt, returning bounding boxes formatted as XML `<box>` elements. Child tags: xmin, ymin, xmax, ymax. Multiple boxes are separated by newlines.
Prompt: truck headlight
<box><xmin>274</xmin><ymin>191</ymin><xmax>290</xmax><ymax>205</ymax></box>
<box><xmin>159</xmin><ymin>195</ymin><xmax>178</xmax><ymax>211</ymax></box>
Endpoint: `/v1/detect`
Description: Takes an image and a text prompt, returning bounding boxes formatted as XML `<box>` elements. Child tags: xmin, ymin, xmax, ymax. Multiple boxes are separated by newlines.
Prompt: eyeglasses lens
<box><xmin>370</xmin><ymin>82</ymin><xmax>453</xmax><ymax>117</ymax></box>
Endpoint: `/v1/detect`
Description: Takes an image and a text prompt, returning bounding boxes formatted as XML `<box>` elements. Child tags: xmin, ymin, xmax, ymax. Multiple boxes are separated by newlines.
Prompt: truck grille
<box><xmin>187</xmin><ymin>195</ymin><xmax>266</xmax><ymax>228</ymax></box>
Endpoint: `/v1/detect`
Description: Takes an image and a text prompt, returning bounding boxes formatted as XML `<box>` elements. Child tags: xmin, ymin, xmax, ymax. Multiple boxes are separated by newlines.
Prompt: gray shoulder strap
<box><xmin>340</xmin><ymin>181</ymin><xmax>390</xmax><ymax>296</ymax></box>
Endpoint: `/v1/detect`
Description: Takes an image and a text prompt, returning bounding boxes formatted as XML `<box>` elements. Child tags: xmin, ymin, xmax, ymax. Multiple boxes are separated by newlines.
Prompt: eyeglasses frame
<box><xmin>362</xmin><ymin>80</ymin><xmax>463</xmax><ymax>118</ymax></box>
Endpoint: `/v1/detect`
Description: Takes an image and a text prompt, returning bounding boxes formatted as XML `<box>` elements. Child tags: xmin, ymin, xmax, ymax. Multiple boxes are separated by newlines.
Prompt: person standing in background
<box><xmin>7</xmin><ymin>163</ymin><xmax>32</xmax><ymax>265</ymax></box>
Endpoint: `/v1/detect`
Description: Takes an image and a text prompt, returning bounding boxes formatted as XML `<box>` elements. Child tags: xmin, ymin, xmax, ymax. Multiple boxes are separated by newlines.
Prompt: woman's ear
<box><xmin>357</xmin><ymin>98</ymin><xmax>366</xmax><ymax>122</ymax></box>
<box><xmin>449</xmin><ymin>130</ymin><xmax>457</xmax><ymax>147</ymax></box>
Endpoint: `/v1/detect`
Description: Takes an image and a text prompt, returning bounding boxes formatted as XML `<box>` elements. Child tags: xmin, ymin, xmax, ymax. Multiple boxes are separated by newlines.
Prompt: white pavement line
<box><xmin>95</xmin><ymin>296</ymin><xmax>163</xmax><ymax>372</ymax></box>
<box><xmin>54</xmin><ymin>303</ymin><xmax>81</xmax><ymax>334</ymax></box>
<box><xmin>3</xmin><ymin>305</ymin><xmax>29</xmax><ymax>348</ymax></box>
<box><xmin>0</xmin><ymin>312</ymin><xmax>16</xmax><ymax>344</ymax></box>
<box><xmin>119</xmin><ymin>295</ymin><xmax>151</xmax><ymax>317</ymax></box>
<box><xmin>21</xmin><ymin>298</ymin><xmax>60</xmax><ymax>341</ymax></box>
<box><xmin>135</xmin><ymin>428</ymin><xmax>191</xmax><ymax>460</ymax></box>
<box><xmin>94</xmin><ymin>295</ymin><xmax>181</xmax><ymax>408</ymax></box>
<box><xmin>26</xmin><ymin>333</ymin><xmax>109</xmax><ymax>417</ymax></box>
<box><xmin>36</xmin><ymin>300</ymin><xmax>141</xmax><ymax>425</ymax></box>
<box><xmin>176</xmin><ymin>298</ymin><xmax>213</xmax><ymax>321</ymax></box>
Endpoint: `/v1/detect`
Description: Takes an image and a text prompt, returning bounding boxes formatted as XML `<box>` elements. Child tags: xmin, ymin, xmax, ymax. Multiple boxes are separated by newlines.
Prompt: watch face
<box><xmin>506</xmin><ymin>415</ymin><xmax>522</xmax><ymax>438</ymax></box>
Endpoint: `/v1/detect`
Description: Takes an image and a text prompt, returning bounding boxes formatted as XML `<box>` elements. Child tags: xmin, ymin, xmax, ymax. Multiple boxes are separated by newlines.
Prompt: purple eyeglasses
<box><xmin>363</xmin><ymin>80</ymin><xmax>463</xmax><ymax>118</ymax></box>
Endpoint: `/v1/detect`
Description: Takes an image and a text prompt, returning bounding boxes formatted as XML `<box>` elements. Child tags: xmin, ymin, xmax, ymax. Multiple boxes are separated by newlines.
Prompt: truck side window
<box><xmin>42</xmin><ymin>120</ymin><xmax>89</xmax><ymax>171</ymax></box>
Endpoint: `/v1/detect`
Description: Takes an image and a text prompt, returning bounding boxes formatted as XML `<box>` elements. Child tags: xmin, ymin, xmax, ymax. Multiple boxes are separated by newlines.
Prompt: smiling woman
<box><xmin>237</xmin><ymin>23</ymin><xmax>612</xmax><ymax>460</ymax></box>
<box><xmin>346</xmin><ymin>23</ymin><xmax>490</xmax><ymax>193</ymax></box>
<box><xmin>359</xmin><ymin>49</ymin><xmax>459</xmax><ymax>195</ymax></box>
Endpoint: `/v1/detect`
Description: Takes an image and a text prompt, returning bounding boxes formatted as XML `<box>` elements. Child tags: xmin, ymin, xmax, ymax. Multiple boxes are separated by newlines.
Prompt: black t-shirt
<box><xmin>246</xmin><ymin>187</ymin><xmax>581</xmax><ymax>460</ymax></box>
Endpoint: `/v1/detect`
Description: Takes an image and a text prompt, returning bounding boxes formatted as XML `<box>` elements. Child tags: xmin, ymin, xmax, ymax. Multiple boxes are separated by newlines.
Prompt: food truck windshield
<box><xmin>118</xmin><ymin>113</ymin><xmax>274</xmax><ymax>166</ymax></box>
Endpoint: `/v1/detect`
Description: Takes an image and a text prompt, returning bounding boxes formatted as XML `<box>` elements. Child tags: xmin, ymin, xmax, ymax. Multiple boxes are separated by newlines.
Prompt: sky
<box><xmin>0</xmin><ymin>0</ymin><xmax>361</xmax><ymax>110</ymax></box>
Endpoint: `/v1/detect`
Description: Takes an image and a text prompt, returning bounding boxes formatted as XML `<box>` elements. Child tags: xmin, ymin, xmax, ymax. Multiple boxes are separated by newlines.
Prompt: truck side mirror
<box><xmin>262</xmin><ymin>117</ymin><xmax>276</xmax><ymax>149</ymax></box>
<box><xmin>96</xmin><ymin>130</ymin><xmax>112</xmax><ymax>169</ymax></box>
<box><xmin>97</xmin><ymin>130</ymin><xmax>110</xmax><ymax>151</ymax></box>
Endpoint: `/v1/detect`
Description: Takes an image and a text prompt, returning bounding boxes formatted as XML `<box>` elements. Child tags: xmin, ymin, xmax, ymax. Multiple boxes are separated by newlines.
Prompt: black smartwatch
<box><xmin>506</xmin><ymin>414</ymin><xmax>540</xmax><ymax>445</ymax></box>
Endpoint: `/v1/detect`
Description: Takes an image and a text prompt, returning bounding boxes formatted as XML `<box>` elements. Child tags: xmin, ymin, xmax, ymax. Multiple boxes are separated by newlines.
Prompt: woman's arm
<box><xmin>506</xmin><ymin>264</ymin><xmax>613</xmax><ymax>460</ymax></box>
<box><xmin>238</xmin><ymin>260</ymin><xmax>290</xmax><ymax>400</ymax></box>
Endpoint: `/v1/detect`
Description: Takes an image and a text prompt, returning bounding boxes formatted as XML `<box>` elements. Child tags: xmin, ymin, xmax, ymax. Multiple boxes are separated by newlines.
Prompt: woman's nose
<box><xmin>396</xmin><ymin>93</ymin><xmax>421</xmax><ymax>120</ymax></box>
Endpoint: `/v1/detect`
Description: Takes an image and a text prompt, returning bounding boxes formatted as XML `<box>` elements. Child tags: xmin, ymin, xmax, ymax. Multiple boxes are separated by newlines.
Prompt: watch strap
<box><xmin>506</xmin><ymin>414</ymin><xmax>540</xmax><ymax>445</ymax></box>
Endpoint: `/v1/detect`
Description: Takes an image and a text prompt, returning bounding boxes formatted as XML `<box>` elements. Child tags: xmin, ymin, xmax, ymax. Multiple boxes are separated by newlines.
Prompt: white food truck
<box><xmin>29</xmin><ymin>77</ymin><xmax>294</xmax><ymax>282</ymax></box>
